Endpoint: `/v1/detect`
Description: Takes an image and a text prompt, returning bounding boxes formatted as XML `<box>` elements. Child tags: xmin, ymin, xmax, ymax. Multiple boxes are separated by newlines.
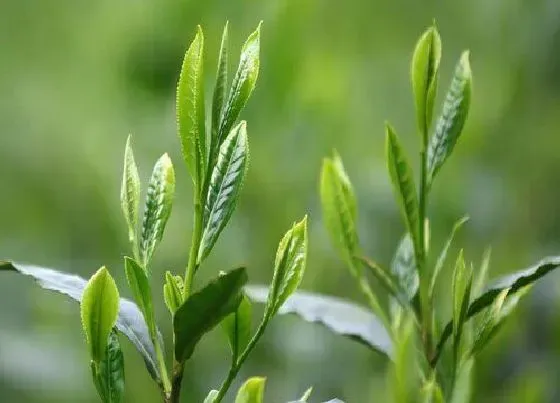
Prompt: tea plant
<box><xmin>248</xmin><ymin>24</ymin><xmax>560</xmax><ymax>401</ymax></box>
<box><xmin>0</xmin><ymin>23</ymin><xmax>313</xmax><ymax>403</ymax></box>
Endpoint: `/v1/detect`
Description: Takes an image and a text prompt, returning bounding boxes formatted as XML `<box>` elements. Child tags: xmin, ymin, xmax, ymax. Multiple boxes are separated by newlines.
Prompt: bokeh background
<box><xmin>1</xmin><ymin>0</ymin><xmax>560</xmax><ymax>402</ymax></box>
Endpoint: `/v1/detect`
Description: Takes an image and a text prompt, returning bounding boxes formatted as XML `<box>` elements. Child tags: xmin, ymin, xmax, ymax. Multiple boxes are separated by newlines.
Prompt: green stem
<box><xmin>214</xmin><ymin>318</ymin><xmax>270</xmax><ymax>402</ymax></box>
<box><xmin>184</xmin><ymin>202</ymin><xmax>203</xmax><ymax>296</ymax></box>
<box><xmin>357</xmin><ymin>276</ymin><xmax>393</xmax><ymax>338</ymax></box>
<box><xmin>154</xmin><ymin>337</ymin><xmax>172</xmax><ymax>396</ymax></box>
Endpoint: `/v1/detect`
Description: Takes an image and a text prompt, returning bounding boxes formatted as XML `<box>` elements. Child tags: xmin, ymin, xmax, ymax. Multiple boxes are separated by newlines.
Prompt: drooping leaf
<box><xmin>235</xmin><ymin>377</ymin><xmax>266</xmax><ymax>403</ymax></box>
<box><xmin>140</xmin><ymin>154</ymin><xmax>175</xmax><ymax>268</ymax></box>
<box><xmin>320</xmin><ymin>154</ymin><xmax>359</xmax><ymax>274</ymax></box>
<box><xmin>433</xmin><ymin>256</ymin><xmax>560</xmax><ymax>365</ymax></box>
<box><xmin>177</xmin><ymin>25</ymin><xmax>206</xmax><ymax>190</ymax></box>
<box><xmin>218</xmin><ymin>23</ymin><xmax>261</xmax><ymax>147</ymax></box>
<box><xmin>212</xmin><ymin>22</ymin><xmax>229</xmax><ymax>145</ymax></box>
<box><xmin>124</xmin><ymin>257</ymin><xmax>155</xmax><ymax>337</ymax></box>
<box><xmin>204</xmin><ymin>390</ymin><xmax>219</xmax><ymax>403</ymax></box>
<box><xmin>173</xmin><ymin>268</ymin><xmax>247</xmax><ymax>362</ymax></box>
<box><xmin>265</xmin><ymin>217</ymin><xmax>308</xmax><ymax>317</ymax></box>
<box><xmin>386</xmin><ymin>124</ymin><xmax>421</xmax><ymax>260</ymax></box>
<box><xmin>222</xmin><ymin>294</ymin><xmax>252</xmax><ymax>360</ymax></box>
<box><xmin>427</xmin><ymin>51</ymin><xmax>472</xmax><ymax>185</ymax></box>
<box><xmin>245</xmin><ymin>285</ymin><xmax>392</xmax><ymax>357</ymax></box>
<box><xmin>91</xmin><ymin>330</ymin><xmax>125</xmax><ymax>403</ymax></box>
<box><xmin>429</xmin><ymin>216</ymin><xmax>469</xmax><ymax>297</ymax></box>
<box><xmin>0</xmin><ymin>261</ymin><xmax>161</xmax><ymax>381</ymax></box>
<box><xmin>120</xmin><ymin>135</ymin><xmax>141</xmax><ymax>251</ymax></box>
<box><xmin>411</xmin><ymin>25</ymin><xmax>442</xmax><ymax>133</ymax></box>
<box><xmin>163</xmin><ymin>271</ymin><xmax>184</xmax><ymax>315</ymax></box>
<box><xmin>198</xmin><ymin>121</ymin><xmax>249</xmax><ymax>263</ymax></box>
<box><xmin>451</xmin><ymin>251</ymin><xmax>473</xmax><ymax>358</ymax></box>
<box><xmin>81</xmin><ymin>267</ymin><xmax>120</xmax><ymax>363</ymax></box>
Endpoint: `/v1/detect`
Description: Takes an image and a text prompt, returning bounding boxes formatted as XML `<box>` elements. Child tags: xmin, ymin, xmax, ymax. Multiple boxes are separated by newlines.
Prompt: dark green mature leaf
<box><xmin>433</xmin><ymin>256</ymin><xmax>560</xmax><ymax>364</ymax></box>
<box><xmin>92</xmin><ymin>331</ymin><xmax>125</xmax><ymax>403</ymax></box>
<box><xmin>429</xmin><ymin>216</ymin><xmax>469</xmax><ymax>297</ymax></box>
<box><xmin>266</xmin><ymin>217</ymin><xmax>308</xmax><ymax>317</ymax></box>
<box><xmin>212</xmin><ymin>22</ymin><xmax>229</xmax><ymax>145</ymax></box>
<box><xmin>174</xmin><ymin>268</ymin><xmax>247</xmax><ymax>362</ymax></box>
<box><xmin>124</xmin><ymin>257</ymin><xmax>155</xmax><ymax>337</ymax></box>
<box><xmin>411</xmin><ymin>25</ymin><xmax>441</xmax><ymax>133</ymax></box>
<box><xmin>320</xmin><ymin>154</ymin><xmax>359</xmax><ymax>274</ymax></box>
<box><xmin>427</xmin><ymin>51</ymin><xmax>472</xmax><ymax>185</ymax></box>
<box><xmin>163</xmin><ymin>271</ymin><xmax>184</xmax><ymax>315</ymax></box>
<box><xmin>386</xmin><ymin>124</ymin><xmax>421</xmax><ymax>260</ymax></box>
<box><xmin>120</xmin><ymin>135</ymin><xmax>141</xmax><ymax>251</ymax></box>
<box><xmin>235</xmin><ymin>377</ymin><xmax>266</xmax><ymax>403</ymax></box>
<box><xmin>0</xmin><ymin>261</ymin><xmax>161</xmax><ymax>381</ymax></box>
<box><xmin>198</xmin><ymin>121</ymin><xmax>249</xmax><ymax>263</ymax></box>
<box><xmin>245</xmin><ymin>286</ymin><xmax>392</xmax><ymax>357</ymax></box>
<box><xmin>222</xmin><ymin>294</ymin><xmax>252</xmax><ymax>360</ymax></box>
<box><xmin>218</xmin><ymin>23</ymin><xmax>261</xmax><ymax>146</ymax></box>
<box><xmin>81</xmin><ymin>267</ymin><xmax>120</xmax><ymax>363</ymax></box>
<box><xmin>140</xmin><ymin>154</ymin><xmax>175</xmax><ymax>269</ymax></box>
<box><xmin>177</xmin><ymin>25</ymin><xmax>206</xmax><ymax>190</ymax></box>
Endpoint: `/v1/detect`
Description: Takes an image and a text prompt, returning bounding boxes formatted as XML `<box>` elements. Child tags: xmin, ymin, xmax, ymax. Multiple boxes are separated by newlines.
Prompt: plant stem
<box><xmin>154</xmin><ymin>338</ymin><xmax>172</xmax><ymax>396</ymax></box>
<box><xmin>214</xmin><ymin>318</ymin><xmax>270</xmax><ymax>402</ymax></box>
<box><xmin>184</xmin><ymin>202</ymin><xmax>203</xmax><ymax>296</ymax></box>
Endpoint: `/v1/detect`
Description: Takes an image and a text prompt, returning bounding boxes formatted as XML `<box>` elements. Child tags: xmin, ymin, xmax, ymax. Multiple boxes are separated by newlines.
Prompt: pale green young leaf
<box><xmin>451</xmin><ymin>250</ymin><xmax>473</xmax><ymax>356</ymax></box>
<box><xmin>124</xmin><ymin>257</ymin><xmax>155</xmax><ymax>337</ymax></box>
<box><xmin>212</xmin><ymin>22</ymin><xmax>229</xmax><ymax>144</ymax></box>
<box><xmin>235</xmin><ymin>377</ymin><xmax>266</xmax><ymax>403</ymax></box>
<box><xmin>427</xmin><ymin>51</ymin><xmax>472</xmax><ymax>185</ymax></box>
<box><xmin>299</xmin><ymin>387</ymin><xmax>313</xmax><ymax>401</ymax></box>
<box><xmin>245</xmin><ymin>286</ymin><xmax>392</xmax><ymax>357</ymax></box>
<box><xmin>163</xmin><ymin>271</ymin><xmax>184</xmax><ymax>315</ymax></box>
<box><xmin>411</xmin><ymin>25</ymin><xmax>442</xmax><ymax>133</ymax></box>
<box><xmin>140</xmin><ymin>154</ymin><xmax>175</xmax><ymax>269</ymax></box>
<box><xmin>421</xmin><ymin>378</ymin><xmax>444</xmax><ymax>403</ymax></box>
<box><xmin>198</xmin><ymin>121</ymin><xmax>249</xmax><ymax>263</ymax></box>
<box><xmin>389</xmin><ymin>234</ymin><xmax>418</xmax><ymax>326</ymax></box>
<box><xmin>173</xmin><ymin>268</ymin><xmax>247</xmax><ymax>362</ymax></box>
<box><xmin>218</xmin><ymin>23</ymin><xmax>261</xmax><ymax>146</ymax></box>
<box><xmin>120</xmin><ymin>135</ymin><xmax>140</xmax><ymax>252</ymax></box>
<box><xmin>473</xmin><ymin>248</ymin><xmax>492</xmax><ymax>297</ymax></box>
<box><xmin>222</xmin><ymin>294</ymin><xmax>252</xmax><ymax>360</ymax></box>
<box><xmin>470</xmin><ymin>288</ymin><xmax>508</xmax><ymax>357</ymax></box>
<box><xmin>320</xmin><ymin>154</ymin><xmax>359</xmax><ymax>274</ymax></box>
<box><xmin>91</xmin><ymin>330</ymin><xmax>125</xmax><ymax>403</ymax></box>
<box><xmin>386</xmin><ymin>124</ymin><xmax>421</xmax><ymax>259</ymax></box>
<box><xmin>390</xmin><ymin>314</ymin><xmax>421</xmax><ymax>403</ymax></box>
<box><xmin>81</xmin><ymin>267</ymin><xmax>120</xmax><ymax>363</ymax></box>
<box><xmin>429</xmin><ymin>216</ymin><xmax>469</xmax><ymax>297</ymax></box>
<box><xmin>177</xmin><ymin>25</ymin><xmax>206</xmax><ymax>190</ymax></box>
<box><xmin>204</xmin><ymin>390</ymin><xmax>219</xmax><ymax>403</ymax></box>
<box><xmin>266</xmin><ymin>216</ymin><xmax>308</xmax><ymax>317</ymax></box>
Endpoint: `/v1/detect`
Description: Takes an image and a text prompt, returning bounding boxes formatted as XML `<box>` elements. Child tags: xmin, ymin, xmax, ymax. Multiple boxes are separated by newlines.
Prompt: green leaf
<box><xmin>451</xmin><ymin>250</ymin><xmax>473</xmax><ymax>357</ymax></box>
<box><xmin>91</xmin><ymin>330</ymin><xmax>125</xmax><ymax>403</ymax></box>
<box><xmin>245</xmin><ymin>285</ymin><xmax>392</xmax><ymax>357</ymax></box>
<box><xmin>81</xmin><ymin>267</ymin><xmax>120</xmax><ymax>363</ymax></box>
<box><xmin>234</xmin><ymin>377</ymin><xmax>266</xmax><ymax>403</ymax></box>
<box><xmin>358</xmin><ymin>256</ymin><xmax>412</xmax><ymax>312</ymax></box>
<box><xmin>124</xmin><ymin>257</ymin><xmax>155</xmax><ymax>337</ymax></box>
<box><xmin>222</xmin><ymin>294</ymin><xmax>252</xmax><ymax>360</ymax></box>
<box><xmin>473</xmin><ymin>248</ymin><xmax>492</xmax><ymax>297</ymax></box>
<box><xmin>320</xmin><ymin>154</ymin><xmax>359</xmax><ymax>274</ymax></box>
<box><xmin>421</xmin><ymin>378</ymin><xmax>444</xmax><ymax>403</ymax></box>
<box><xmin>177</xmin><ymin>25</ymin><xmax>206</xmax><ymax>191</ymax></box>
<box><xmin>140</xmin><ymin>154</ymin><xmax>175</xmax><ymax>268</ymax></box>
<box><xmin>390</xmin><ymin>314</ymin><xmax>421</xmax><ymax>403</ymax></box>
<box><xmin>266</xmin><ymin>217</ymin><xmax>308</xmax><ymax>317</ymax></box>
<box><xmin>433</xmin><ymin>256</ymin><xmax>560</xmax><ymax>365</ymax></box>
<box><xmin>0</xmin><ymin>261</ymin><xmax>161</xmax><ymax>382</ymax></box>
<box><xmin>429</xmin><ymin>216</ymin><xmax>469</xmax><ymax>297</ymax></box>
<box><xmin>173</xmin><ymin>268</ymin><xmax>248</xmax><ymax>362</ymax></box>
<box><xmin>450</xmin><ymin>358</ymin><xmax>474</xmax><ymax>403</ymax></box>
<box><xmin>470</xmin><ymin>288</ymin><xmax>508</xmax><ymax>357</ymax></box>
<box><xmin>204</xmin><ymin>390</ymin><xmax>219</xmax><ymax>403</ymax></box>
<box><xmin>212</xmin><ymin>22</ymin><xmax>229</xmax><ymax>145</ymax></box>
<box><xmin>120</xmin><ymin>135</ymin><xmax>141</xmax><ymax>252</ymax></box>
<box><xmin>427</xmin><ymin>51</ymin><xmax>472</xmax><ymax>185</ymax></box>
<box><xmin>163</xmin><ymin>271</ymin><xmax>184</xmax><ymax>315</ymax></box>
<box><xmin>218</xmin><ymin>23</ymin><xmax>261</xmax><ymax>146</ymax></box>
<box><xmin>391</xmin><ymin>233</ymin><xmax>418</xmax><ymax>301</ymax></box>
<box><xmin>411</xmin><ymin>25</ymin><xmax>442</xmax><ymax>133</ymax></box>
<box><xmin>198</xmin><ymin>121</ymin><xmax>249</xmax><ymax>263</ymax></box>
<box><xmin>386</xmin><ymin>124</ymin><xmax>421</xmax><ymax>260</ymax></box>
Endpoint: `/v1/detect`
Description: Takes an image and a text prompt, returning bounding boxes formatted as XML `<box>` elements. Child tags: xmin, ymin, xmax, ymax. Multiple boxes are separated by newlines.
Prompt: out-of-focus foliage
<box><xmin>1</xmin><ymin>0</ymin><xmax>560</xmax><ymax>402</ymax></box>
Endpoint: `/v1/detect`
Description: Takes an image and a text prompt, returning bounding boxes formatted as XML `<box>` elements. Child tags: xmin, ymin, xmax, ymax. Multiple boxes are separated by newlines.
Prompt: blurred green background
<box><xmin>1</xmin><ymin>0</ymin><xmax>560</xmax><ymax>402</ymax></box>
